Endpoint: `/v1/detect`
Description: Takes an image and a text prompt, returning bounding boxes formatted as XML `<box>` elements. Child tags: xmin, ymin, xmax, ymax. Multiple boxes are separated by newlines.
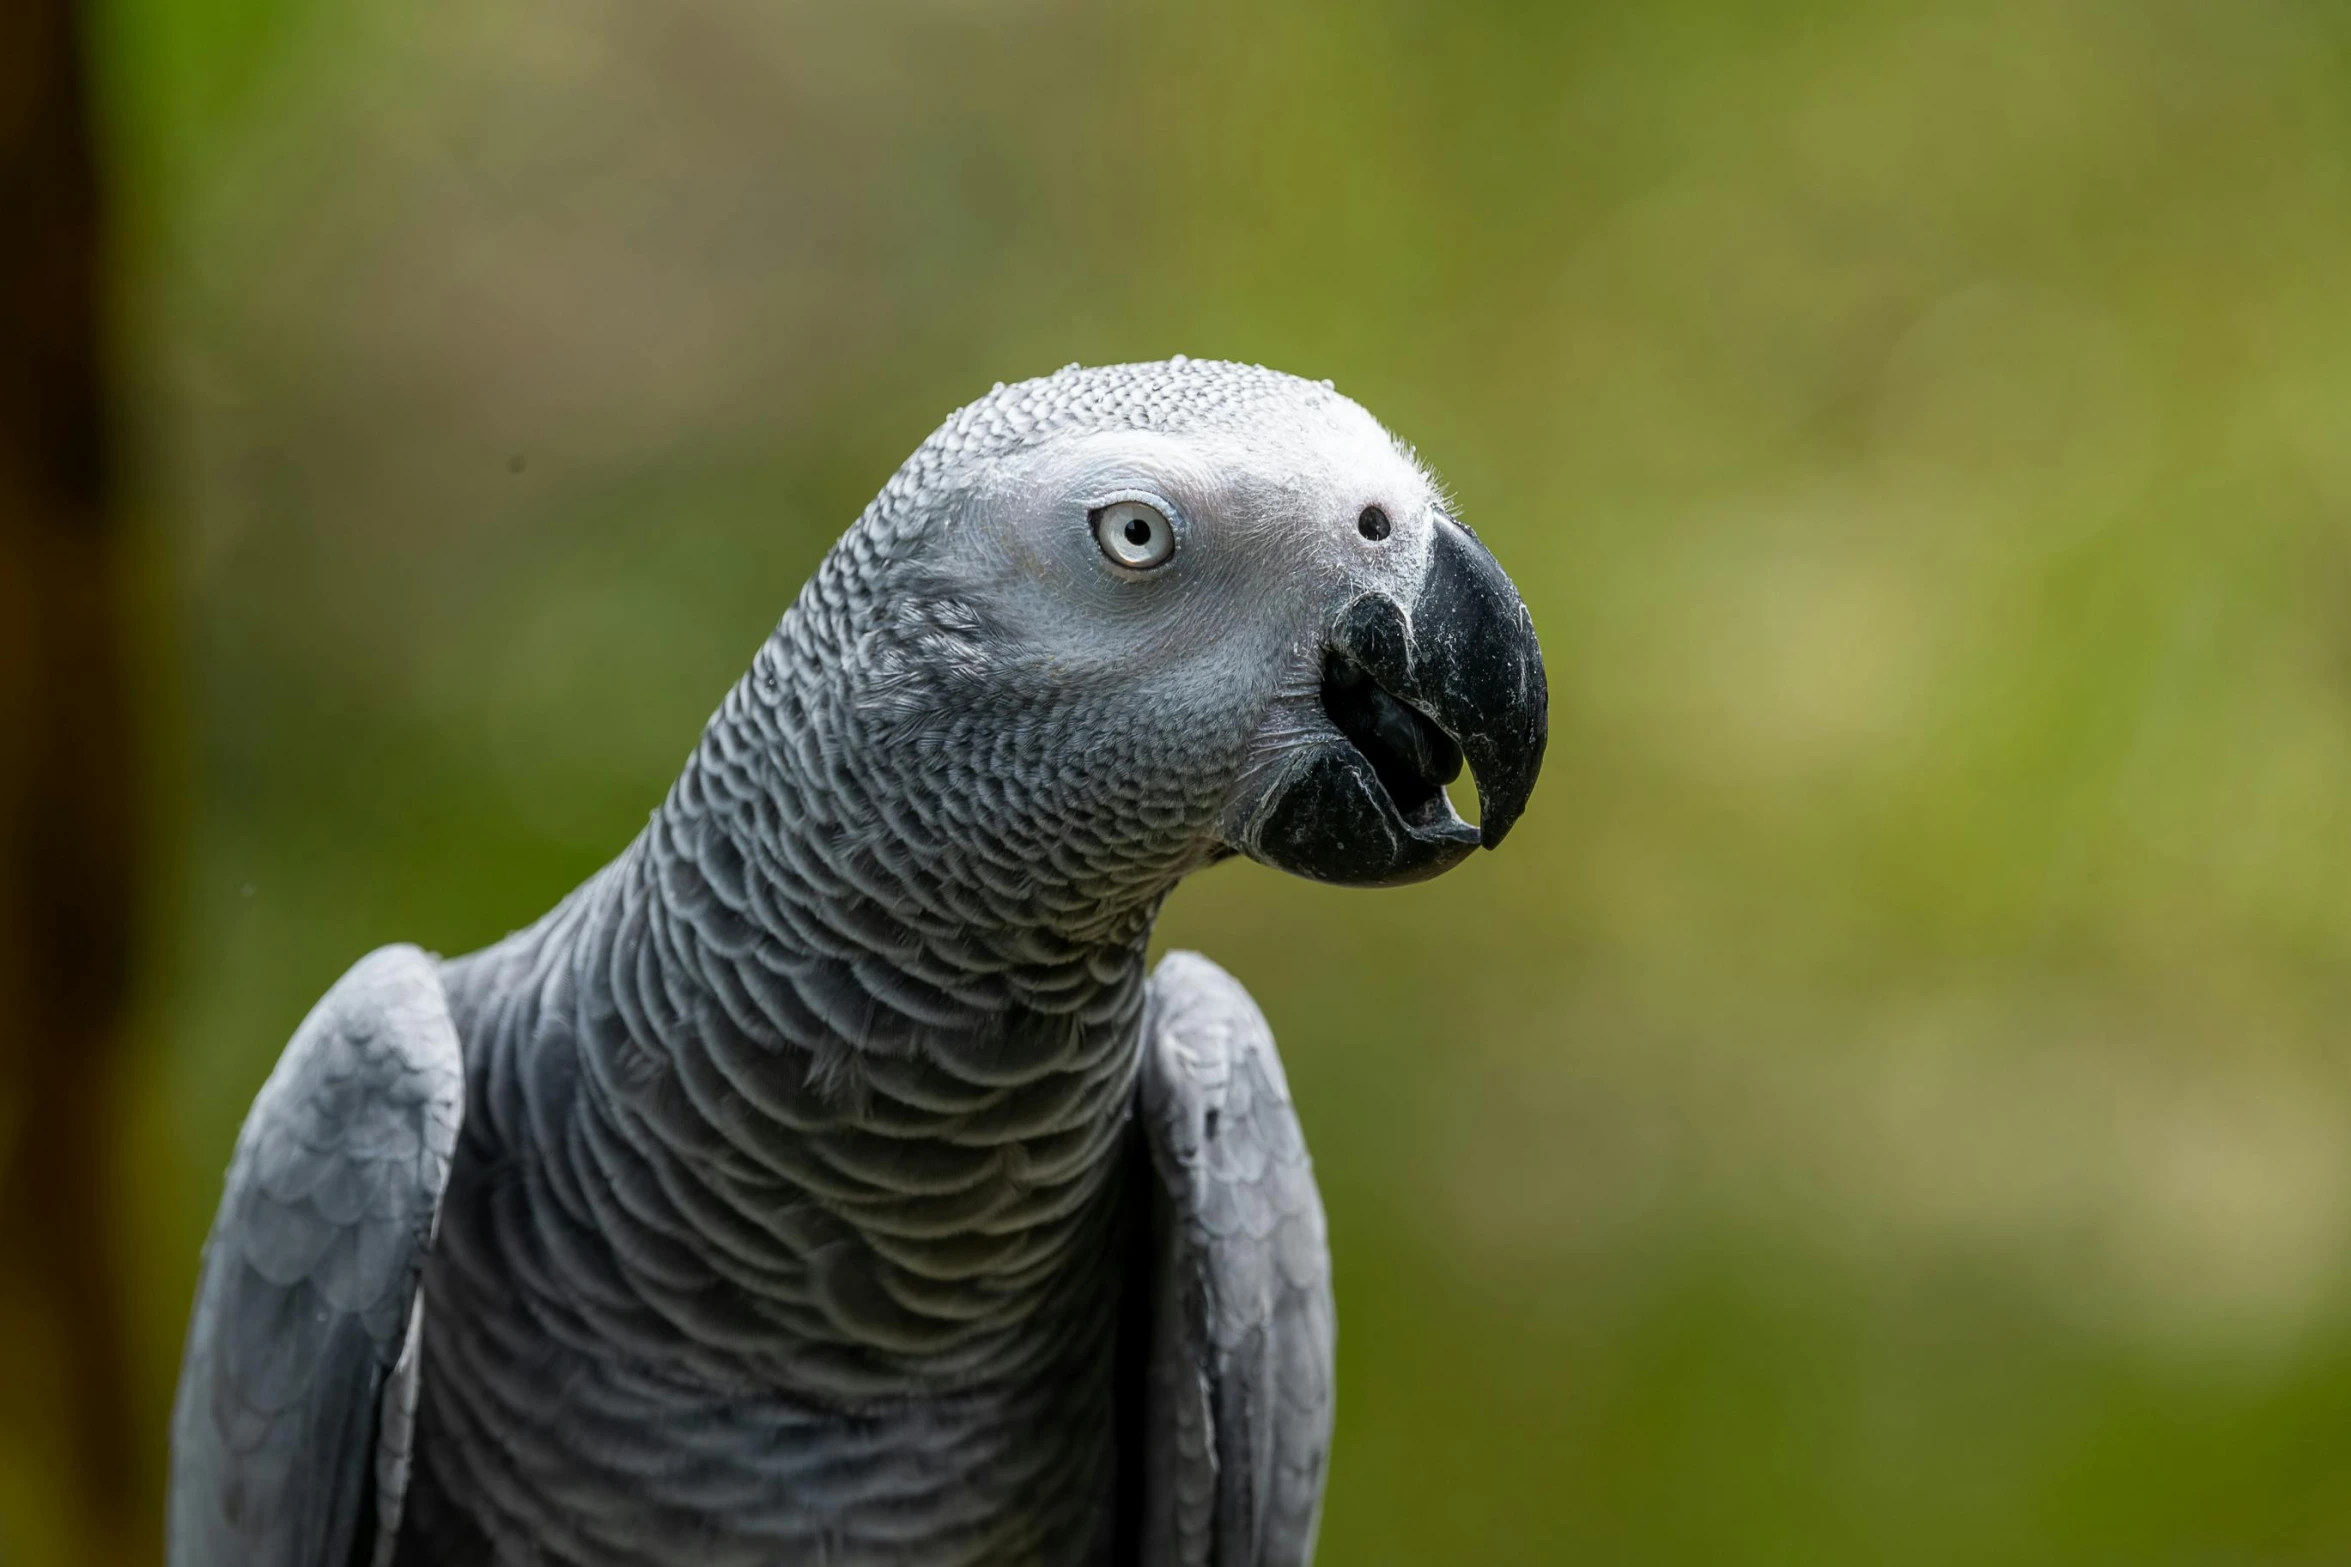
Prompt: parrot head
<box><xmin>842</xmin><ymin>358</ymin><xmax>1547</xmax><ymax>900</ymax></box>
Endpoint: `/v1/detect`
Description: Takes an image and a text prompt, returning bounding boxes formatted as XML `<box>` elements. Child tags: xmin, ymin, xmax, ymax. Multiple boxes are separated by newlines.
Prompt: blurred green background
<box><xmin>10</xmin><ymin>0</ymin><xmax>2351</xmax><ymax>1560</ymax></box>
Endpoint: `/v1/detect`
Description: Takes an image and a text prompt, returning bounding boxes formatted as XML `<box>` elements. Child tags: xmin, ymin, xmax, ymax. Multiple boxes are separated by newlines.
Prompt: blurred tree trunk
<box><xmin>0</xmin><ymin>0</ymin><xmax>147</xmax><ymax>1561</ymax></box>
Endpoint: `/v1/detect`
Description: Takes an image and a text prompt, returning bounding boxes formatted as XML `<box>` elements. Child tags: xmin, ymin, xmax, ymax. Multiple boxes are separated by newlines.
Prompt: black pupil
<box><xmin>1123</xmin><ymin>516</ymin><xmax>1152</xmax><ymax>546</ymax></box>
<box><xmin>1358</xmin><ymin>506</ymin><xmax>1391</xmax><ymax>541</ymax></box>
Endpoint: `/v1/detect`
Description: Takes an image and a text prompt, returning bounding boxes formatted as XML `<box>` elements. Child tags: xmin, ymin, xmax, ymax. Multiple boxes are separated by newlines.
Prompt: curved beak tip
<box><xmin>1231</xmin><ymin>517</ymin><xmax>1548</xmax><ymax>888</ymax></box>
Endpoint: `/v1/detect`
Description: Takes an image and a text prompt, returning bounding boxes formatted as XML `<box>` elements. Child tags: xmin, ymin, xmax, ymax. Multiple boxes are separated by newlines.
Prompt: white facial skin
<box><xmin>929</xmin><ymin>406</ymin><xmax>1451</xmax><ymax>784</ymax></box>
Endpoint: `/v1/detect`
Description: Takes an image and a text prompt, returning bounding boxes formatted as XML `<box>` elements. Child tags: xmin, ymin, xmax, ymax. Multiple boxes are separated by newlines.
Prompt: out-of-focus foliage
<box><xmin>14</xmin><ymin>0</ymin><xmax>2351</xmax><ymax>1560</ymax></box>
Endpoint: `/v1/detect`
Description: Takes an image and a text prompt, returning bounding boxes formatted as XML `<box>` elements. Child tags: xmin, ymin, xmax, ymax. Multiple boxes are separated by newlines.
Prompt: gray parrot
<box><xmin>167</xmin><ymin>358</ymin><xmax>1547</xmax><ymax>1566</ymax></box>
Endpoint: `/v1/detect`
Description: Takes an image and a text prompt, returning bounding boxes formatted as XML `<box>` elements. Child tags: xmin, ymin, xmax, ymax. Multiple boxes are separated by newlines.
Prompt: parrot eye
<box><xmin>1092</xmin><ymin>500</ymin><xmax>1176</xmax><ymax>571</ymax></box>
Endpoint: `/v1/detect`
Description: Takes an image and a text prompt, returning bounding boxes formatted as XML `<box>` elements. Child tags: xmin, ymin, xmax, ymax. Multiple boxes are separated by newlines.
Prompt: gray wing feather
<box><xmin>168</xmin><ymin>945</ymin><xmax>465</xmax><ymax>1567</ymax></box>
<box><xmin>1135</xmin><ymin>951</ymin><xmax>1335</xmax><ymax>1567</ymax></box>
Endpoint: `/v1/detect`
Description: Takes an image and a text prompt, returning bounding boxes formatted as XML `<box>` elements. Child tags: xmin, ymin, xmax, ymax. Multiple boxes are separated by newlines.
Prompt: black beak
<box><xmin>1232</xmin><ymin>517</ymin><xmax>1549</xmax><ymax>887</ymax></box>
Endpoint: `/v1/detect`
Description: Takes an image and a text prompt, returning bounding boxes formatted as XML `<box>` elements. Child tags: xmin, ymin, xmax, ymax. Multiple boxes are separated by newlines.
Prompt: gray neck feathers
<box><xmin>452</xmin><ymin>517</ymin><xmax>1222</xmax><ymax>1404</ymax></box>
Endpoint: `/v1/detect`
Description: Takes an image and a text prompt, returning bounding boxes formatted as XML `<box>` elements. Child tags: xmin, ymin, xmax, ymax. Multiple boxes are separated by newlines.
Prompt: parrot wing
<box><xmin>1127</xmin><ymin>950</ymin><xmax>1336</xmax><ymax>1567</ymax></box>
<box><xmin>168</xmin><ymin>944</ymin><xmax>464</xmax><ymax>1567</ymax></box>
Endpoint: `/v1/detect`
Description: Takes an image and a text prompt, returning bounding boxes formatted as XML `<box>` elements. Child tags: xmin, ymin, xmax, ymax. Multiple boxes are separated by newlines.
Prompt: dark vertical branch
<box><xmin>0</xmin><ymin>0</ymin><xmax>146</xmax><ymax>1559</ymax></box>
